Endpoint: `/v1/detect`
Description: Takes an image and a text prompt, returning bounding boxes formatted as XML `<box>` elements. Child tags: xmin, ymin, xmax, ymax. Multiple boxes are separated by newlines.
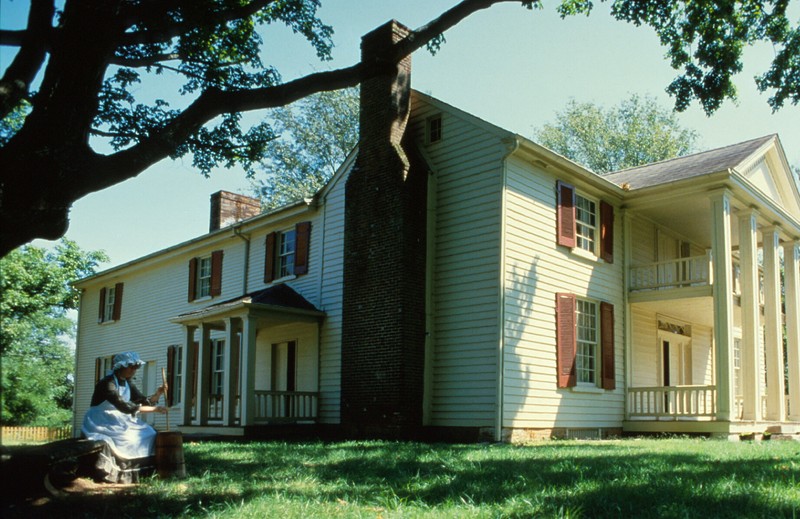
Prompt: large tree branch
<box><xmin>82</xmin><ymin>0</ymin><xmax>530</xmax><ymax>198</ymax></box>
<box><xmin>0</xmin><ymin>0</ymin><xmax>55</xmax><ymax>118</ymax></box>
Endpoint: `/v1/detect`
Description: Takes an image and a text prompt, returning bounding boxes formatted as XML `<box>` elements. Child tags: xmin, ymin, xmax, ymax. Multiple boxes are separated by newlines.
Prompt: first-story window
<box><xmin>211</xmin><ymin>339</ymin><xmax>225</xmax><ymax>397</ymax></box>
<box><xmin>167</xmin><ymin>345</ymin><xmax>183</xmax><ymax>406</ymax></box>
<box><xmin>556</xmin><ymin>293</ymin><xmax>615</xmax><ymax>390</ymax></box>
<box><xmin>576</xmin><ymin>299</ymin><xmax>598</xmax><ymax>384</ymax></box>
<box><xmin>94</xmin><ymin>355</ymin><xmax>114</xmax><ymax>382</ymax></box>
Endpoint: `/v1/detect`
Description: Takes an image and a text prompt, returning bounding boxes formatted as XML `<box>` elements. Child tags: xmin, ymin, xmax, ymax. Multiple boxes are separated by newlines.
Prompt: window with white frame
<box><xmin>277</xmin><ymin>229</ymin><xmax>296</xmax><ymax>279</ymax></box>
<box><xmin>575</xmin><ymin>193</ymin><xmax>598</xmax><ymax>254</ymax></box>
<box><xmin>170</xmin><ymin>345</ymin><xmax>183</xmax><ymax>405</ymax></box>
<box><xmin>103</xmin><ymin>286</ymin><xmax>117</xmax><ymax>322</ymax></box>
<box><xmin>427</xmin><ymin>114</ymin><xmax>443</xmax><ymax>143</ymax></box>
<box><xmin>211</xmin><ymin>339</ymin><xmax>225</xmax><ymax>396</ymax></box>
<box><xmin>196</xmin><ymin>256</ymin><xmax>212</xmax><ymax>298</ymax></box>
<box><xmin>576</xmin><ymin>299</ymin><xmax>598</xmax><ymax>384</ymax></box>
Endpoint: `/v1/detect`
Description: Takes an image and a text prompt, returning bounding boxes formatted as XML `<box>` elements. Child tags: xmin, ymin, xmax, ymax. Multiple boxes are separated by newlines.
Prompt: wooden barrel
<box><xmin>155</xmin><ymin>431</ymin><xmax>186</xmax><ymax>479</ymax></box>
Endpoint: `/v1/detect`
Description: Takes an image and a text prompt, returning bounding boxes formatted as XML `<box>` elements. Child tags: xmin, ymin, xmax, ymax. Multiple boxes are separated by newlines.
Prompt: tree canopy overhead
<box><xmin>1</xmin><ymin>0</ymin><xmax>797</xmax><ymax>257</ymax></box>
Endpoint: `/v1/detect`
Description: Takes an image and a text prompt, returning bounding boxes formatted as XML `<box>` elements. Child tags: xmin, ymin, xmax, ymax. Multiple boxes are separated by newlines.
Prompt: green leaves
<box><xmin>559</xmin><ymin>0</ymin><xmax>800</xmax><ymax>113</ymax></box>
<box><xmin>252</xmin><ymin>87</ymin><xmax>359</xmax><ymax>209</ymax></box>
<box><xmin>0</xmin><ymin>239</ymin><xmax>107</xmax><ymax>425</ymax></box>
<box><xmin>534</xmin><ymin>94</ymin><xmax>699</xmax><ymax>173</ymax></box>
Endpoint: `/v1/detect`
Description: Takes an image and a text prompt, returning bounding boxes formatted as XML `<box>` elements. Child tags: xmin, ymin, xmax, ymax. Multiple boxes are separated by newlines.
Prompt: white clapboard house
<box><xmin>73</xmin><ymin>21</ymin><xmax>800</xmax><ymax>442</ymax></box>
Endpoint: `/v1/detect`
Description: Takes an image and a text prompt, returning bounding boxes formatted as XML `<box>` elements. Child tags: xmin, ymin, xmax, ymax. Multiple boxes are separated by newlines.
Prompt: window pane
<box><xmin>575</xmin><ymin>195</ymin><xmax>597</xmax><ymax>253</ymax></box>
<box><xmin>278</xmin><ymin>230</ymin><xmax>296</xmax><ymax>278</ymax></box>
<box><xmin>576</xmin><ymin>300</ymin><xmax>598</xmax><ymax>384</ymax></box>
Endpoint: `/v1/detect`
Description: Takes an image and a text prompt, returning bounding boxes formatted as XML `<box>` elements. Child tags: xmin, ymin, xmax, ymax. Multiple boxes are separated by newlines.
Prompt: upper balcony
<box><xmin>629</xmin><ymin>253</ymin><xmax>763</xmax><ymax>304</ymax></box>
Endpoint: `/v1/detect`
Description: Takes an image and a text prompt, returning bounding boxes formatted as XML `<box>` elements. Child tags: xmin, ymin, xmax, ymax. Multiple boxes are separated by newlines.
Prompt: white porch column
<box><xmin>784</xmin><ymin>241</ymin><xmax>800</xmax><ymax>421</ymax></box>
<box><xmin>738</xmin><ymin>210</ymin><xmax>761</xmax><ymax>421</ymax></box>
<box><xmin>222</xmin><ymin>318</ymin><xmax>241</xmax><ymax>426</ymax></box>
<box><xmin>180</xmin><ymin>325</ymin><xmax>197</xmax><ymax>426</ymax></box>
<box><xmin>196</xmin><ymin>324</ymin><xmax>212</xmax><ymax>425</ymax></box>
<box><xmin>239</xmin><ymin>316</ymin><xmax>258</xmax><ymax>426</ymax></box>
<box><xmin>763</xmin><ymin>227</ymin><xmax>786</xmax><ymax>421</ymax></box>
<box><xmin>710</xmin><ymin>192</ymin><xmax>735</xmax><ymax>421</ymax></box>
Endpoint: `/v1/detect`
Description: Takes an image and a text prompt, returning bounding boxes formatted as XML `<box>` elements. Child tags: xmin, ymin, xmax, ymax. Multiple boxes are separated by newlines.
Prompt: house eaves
<box><xmin>74</xmin><ymin>197</ymin><xmax>316</xmax><ymax>288</ymax></box>
<box><xmin>512</xmin><ymin>136</ymin><xmax>626</xmax><ymax>201</ymax></box>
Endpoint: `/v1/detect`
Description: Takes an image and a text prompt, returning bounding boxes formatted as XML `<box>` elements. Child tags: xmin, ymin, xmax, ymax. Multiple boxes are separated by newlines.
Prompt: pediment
<box><xmin>736</xmin><ymin>139</ymin><xmax>800</xmax><ymax>220</ymax></box>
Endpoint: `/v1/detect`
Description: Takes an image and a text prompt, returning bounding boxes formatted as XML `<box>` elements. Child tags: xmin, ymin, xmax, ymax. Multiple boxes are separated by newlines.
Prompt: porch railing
<box><xmin>735</xmin><ymin>394</ymin><xmax>792</xmax><ymax>420</ymax></box>
<box><xmin>629</xmin><ymin>254</ymin><xmax>710</xmax><ymax>291</ymax></box>
<box><xmin>627</xmin><ymin>385</ymin><xmax>716</xmax><ymax>419</ymax></box>
<box><xmin>254</xmin><ymin>391</ymin><xmax>318</xmax><ymax>424</ymax></box>
<box><xmin>202</xmin><ymin>391</ymin><xmax>318</xmax><ymax>424</ymax></box>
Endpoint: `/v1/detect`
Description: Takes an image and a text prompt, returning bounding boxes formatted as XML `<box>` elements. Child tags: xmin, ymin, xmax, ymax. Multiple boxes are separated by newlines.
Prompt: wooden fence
<box><xmin>1</xmin><ymin>426</ymin><xmax>72</xmax><ymax>443</ymax></box>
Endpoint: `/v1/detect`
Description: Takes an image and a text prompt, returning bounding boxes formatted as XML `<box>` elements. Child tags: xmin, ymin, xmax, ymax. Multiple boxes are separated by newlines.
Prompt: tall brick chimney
<box><xmin>209</xmin><ymin>191</ymin><xmax>261</xmax><ymax>232</ymax></box>
<box><xmin>341</xmin><ymin>20</ymin><xmax>428</xmax><ymax>439</ymax></box>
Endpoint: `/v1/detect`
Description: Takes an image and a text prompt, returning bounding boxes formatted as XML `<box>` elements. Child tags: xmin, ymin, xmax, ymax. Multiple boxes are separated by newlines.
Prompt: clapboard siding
<box><xmin>72</xmin><ymin>203</ymin><xmax>336</xmax><ymax>431</ymax></box>
<box><xmin>411</xmin><ymin>95</ymin><xmax>508</xmax><ymax>427</ymax></box>
<box><xmin>501</xmin><ymin>154</ymin><xmax>625</xmax><ymax>429</ymax></box>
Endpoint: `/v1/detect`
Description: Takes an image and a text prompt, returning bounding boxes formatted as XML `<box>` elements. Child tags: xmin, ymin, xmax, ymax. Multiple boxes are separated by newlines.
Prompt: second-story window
<box><xmin>265</xmin><ymin>221</ymin><xmax>311</xmax><ymax>283</ymax></box>
<box><xmin>575</xmin><ymin>194</ymin><xmax>598</xmax><ymax>254</ymax></box>
<box><xmin>98</xmin><ymin>283</ymin><xmax>124</xmax><ymax>323</ymax></box>
<box><xmin>556</xmin><ymin>181</ymin><xmax>614</xmax><ymax>263</ymax></box>
<box><xmin>197</xmin><ymin>256</ymin><xmax>212</xmax><ymax>298</ymax></box>
<box><xmin>277</xmin><ymin>229</ymin><xmax>296</xmax><ymax>279</ymax></box>
<box><xmin>188</xmin><ymin>250</ymin><xmax>223</xmax><ymax>302</ymax></box>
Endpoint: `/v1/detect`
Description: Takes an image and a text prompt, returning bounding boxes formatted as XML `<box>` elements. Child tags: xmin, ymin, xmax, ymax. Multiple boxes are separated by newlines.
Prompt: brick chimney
<box><xmin>209</xmin><ymin>191</ymin><xmax>261</xmax><ymax>232</ymax></box>
<box><xmin>341</xmin><ymin>20</ymin><xmax>428</xmax><ymax>439</ymax></box>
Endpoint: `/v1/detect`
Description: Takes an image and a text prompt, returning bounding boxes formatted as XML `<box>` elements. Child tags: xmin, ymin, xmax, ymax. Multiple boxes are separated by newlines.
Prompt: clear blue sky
<box><xmin>2</xmin><ymin>0</ymin><xmax>799</xmax><ymax>269</ymax></box>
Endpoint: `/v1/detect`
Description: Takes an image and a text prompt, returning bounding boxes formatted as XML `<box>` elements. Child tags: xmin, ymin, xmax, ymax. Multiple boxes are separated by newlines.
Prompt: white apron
<box><xmin>81</xmin><ymin>376</ymin><xmax>157</xmax><ymax>459</ymax></box>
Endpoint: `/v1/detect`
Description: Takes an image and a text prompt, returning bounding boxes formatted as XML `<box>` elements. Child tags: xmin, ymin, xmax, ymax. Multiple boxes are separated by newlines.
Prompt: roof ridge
<box><xmin>606</xmin><ymin>134</ymin><xmax>776</xmax><ymax>177</ymax></box>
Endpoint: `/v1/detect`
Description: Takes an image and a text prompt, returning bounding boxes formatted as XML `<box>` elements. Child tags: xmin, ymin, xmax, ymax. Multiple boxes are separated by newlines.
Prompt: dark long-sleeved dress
<box><xmin>81</xmin><ymin>373</ymin><xmax>158</xmax><ymax>459</ymax></box>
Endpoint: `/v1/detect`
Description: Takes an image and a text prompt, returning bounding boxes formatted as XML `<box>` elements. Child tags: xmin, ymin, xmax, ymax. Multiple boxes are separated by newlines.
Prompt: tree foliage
<box><xmin>535</xmin><ymin>94</ymin><xmax>700</xmax><ymax>173</ymax></box>
<box><xmin>0</xmin><ymin>239</ymin><xmax>107</xmax><ymax>425</ymax></box>
<box><xmin>0</xmin><ymin>1</ymin><xmax>797</xmax><ymax>256</ymax></box>
<box><xmin>253</xmin><ymin>87</ymin><xmax>359</xmax><ymax>210</ymax></box>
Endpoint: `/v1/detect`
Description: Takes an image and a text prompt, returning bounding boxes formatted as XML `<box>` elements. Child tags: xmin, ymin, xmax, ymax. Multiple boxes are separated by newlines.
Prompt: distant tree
<box><xmin>1</xmin><ymin>1</ymin><xmax>797</xmax><ymax>255</ymax></box>
<box><xmin>534</xmin><ymin>94</ymin><xmax>699</xmax><ymax>173</ymax></box>
<box><xmin>0</xmin><ymin>239</ymin><xmax>107</xmax><ymax>426</ymax></box>
<box><xmin>253</xmin><ymin>87</ymin><xmax>359</xmax><ymax>210</ymax></box>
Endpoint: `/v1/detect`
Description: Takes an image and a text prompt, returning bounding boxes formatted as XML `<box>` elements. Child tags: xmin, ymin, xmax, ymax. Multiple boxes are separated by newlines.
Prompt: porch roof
<box><xmin>605</xmin><ymin>135</ymin><xmax>775</xmax><ymax>190</ymax></box>
<box><xmin>171</xmin><ymin>284</ymin><xmax>324</xmax><ymax>324</ymax></box>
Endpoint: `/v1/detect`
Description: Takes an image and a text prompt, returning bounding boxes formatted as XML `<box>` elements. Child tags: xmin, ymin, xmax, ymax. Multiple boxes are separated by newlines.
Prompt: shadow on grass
<box><xmin>5</xmin><ymin>440</ymin><xmax>798</xmax><ymax>518</ymax></box>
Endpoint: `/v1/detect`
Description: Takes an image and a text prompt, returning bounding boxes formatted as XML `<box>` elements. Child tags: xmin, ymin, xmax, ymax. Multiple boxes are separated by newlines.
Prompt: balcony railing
<box><xmin>627</xmin><ymin>385</ymin><xmax>717</xmax><ymax>419</ymax></box>
<box><xmin>630</xmin><ymin>254</ymin><xmax>763</xmax><ymax>301</ymax></box>
<box><xmin>629</xmin><ymin>254</ymin><xmax>710</xmax><ymax>291</ymax></box>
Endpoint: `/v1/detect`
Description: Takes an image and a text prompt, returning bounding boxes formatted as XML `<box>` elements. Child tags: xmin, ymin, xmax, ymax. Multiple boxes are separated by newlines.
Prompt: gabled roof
<box><xmin>604</xmin><ymin>135</ymin><xmax>777</xmax><ymax>190</ymax></box>
<box><xmin>175</xmin><ymin>284</ymin><xmax>322</xmax><ymax>321</ymax></box>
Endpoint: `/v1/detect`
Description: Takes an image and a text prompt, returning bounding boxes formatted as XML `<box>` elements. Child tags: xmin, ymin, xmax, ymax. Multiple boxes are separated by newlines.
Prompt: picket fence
<box><xmin>1</xmin><ymin>426</ymin><xmax>72</xmax><ymax>443</ymax></box>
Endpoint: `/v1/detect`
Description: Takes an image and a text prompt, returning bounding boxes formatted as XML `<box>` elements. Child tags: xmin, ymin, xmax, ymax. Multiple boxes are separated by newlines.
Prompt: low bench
<box><xmin>0</xmin><ymin>438</ymin><xmax>106</xmax><ymax>498</ymax></box>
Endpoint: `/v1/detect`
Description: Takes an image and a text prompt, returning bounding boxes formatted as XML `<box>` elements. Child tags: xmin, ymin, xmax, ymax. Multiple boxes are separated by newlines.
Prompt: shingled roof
<box><xmin>604</xmin><ymin>134</ymin><xmax>776</xmax><ymax>190</ymax></box>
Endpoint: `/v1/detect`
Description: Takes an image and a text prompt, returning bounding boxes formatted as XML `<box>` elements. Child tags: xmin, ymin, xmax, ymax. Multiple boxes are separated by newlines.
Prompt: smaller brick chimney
<box><xmin>209</xmin><ymin>191</ymin><xmax>261</xmax><ymax>232</ymax></box>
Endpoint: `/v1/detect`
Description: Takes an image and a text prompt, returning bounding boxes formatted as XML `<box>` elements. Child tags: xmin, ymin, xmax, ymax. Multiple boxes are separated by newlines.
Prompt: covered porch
<box><xmin>621</xmin><ymin>188</ymin><xmax>800</xmax><ymax>437</ymax></box>
<box><xmin>170</xmin><ymin>285</ymin><xmax>325</xmax><ymax>433</ymax></box>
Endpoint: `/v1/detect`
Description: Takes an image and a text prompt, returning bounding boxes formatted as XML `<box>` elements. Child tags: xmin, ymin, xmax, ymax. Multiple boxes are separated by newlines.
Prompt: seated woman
<box><xmin>81</xmin><ymin>351</ymin><xmax>167</xmax><ymax>482</ymax></box>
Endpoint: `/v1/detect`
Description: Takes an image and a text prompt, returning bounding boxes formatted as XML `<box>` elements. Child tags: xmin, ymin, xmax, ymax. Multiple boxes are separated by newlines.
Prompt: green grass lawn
<box><xmin>18</xmin><ymin>438</ymin><xmax>800</xmax><ymax>518</ymax></box>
